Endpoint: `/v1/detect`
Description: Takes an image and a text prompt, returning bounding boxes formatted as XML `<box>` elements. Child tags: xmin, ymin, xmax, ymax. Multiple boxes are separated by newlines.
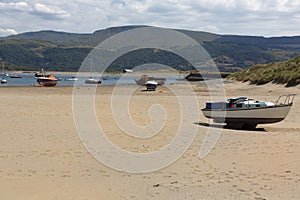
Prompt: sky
<box><xmin>1</xmin><ymin>0</ymin><xmax>300</xmax><ymax>37</ymax></box>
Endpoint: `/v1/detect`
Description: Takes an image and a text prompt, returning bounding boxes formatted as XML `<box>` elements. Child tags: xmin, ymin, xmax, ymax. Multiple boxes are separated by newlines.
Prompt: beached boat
<box><xmin>202</xmin><ymin>94</ymin><xmax>295</xmax><ymax>129</ymax></box>
<box><xmin>85</xmin><ymin>78</ymin><xmax>101</xmax><ymax>84</ymax></box>
<box><xmin>35</xmin><ymin>69</ymin><xmax>58</xmax><ymax>87</ymax></box>
<box><xmin>145</xmin><ymin>80</ymin><xmax>158</xmax><ymax>91</ymax></box>
<box><xmin>36</xmin><ymin>74</ymin><xmax>58</xmax><ymax>87</ymax></box>
<box><xmin>135</xmin><ymin>75</ymin><xmax>166</xmax><ymax>85</ymax></box>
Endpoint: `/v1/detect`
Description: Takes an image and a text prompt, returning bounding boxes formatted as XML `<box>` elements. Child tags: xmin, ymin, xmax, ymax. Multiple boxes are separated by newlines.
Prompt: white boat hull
<box><xmin>202</xmin><ymin>105</ymin><xmax>292</xmax><ymax>124</ymax></box>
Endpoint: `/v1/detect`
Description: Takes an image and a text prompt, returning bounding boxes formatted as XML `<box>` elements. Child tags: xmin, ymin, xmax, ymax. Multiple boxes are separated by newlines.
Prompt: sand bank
<box><xmin>0</xmin><ymin>82</ymin><xmax>299</xmax><ymax>199</ymax></box>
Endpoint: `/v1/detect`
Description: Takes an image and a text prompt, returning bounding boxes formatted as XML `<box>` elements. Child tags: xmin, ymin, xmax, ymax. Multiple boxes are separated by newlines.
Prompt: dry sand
<box><xmin>0</xmin><ymin>81</ymin><xmax>300</xmax><ymax>200</ymax></box>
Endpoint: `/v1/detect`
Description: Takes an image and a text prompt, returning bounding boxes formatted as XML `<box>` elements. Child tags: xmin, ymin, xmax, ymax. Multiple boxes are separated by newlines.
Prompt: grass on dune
<box><xmin>228</xmin><ymin>55</ymin><xmax>300</xmax><ymax>87</ymax></box>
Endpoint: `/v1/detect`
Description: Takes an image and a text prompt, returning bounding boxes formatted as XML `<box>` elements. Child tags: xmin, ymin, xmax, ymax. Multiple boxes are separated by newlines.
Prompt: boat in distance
<box><xmin>135</xmin><ymin>75</ymin><xmax>166</xmax><ymax>85</ymax></box>
<box><xmin>0</xmin><ymin>78</ymin><xmax>7</xmax><ymax>84</ymax></box>
<box><xmin>85</xmin><ymin>78</ymin><xmax>102</xmax><ymax>84</ymax></box>
<box><xmin>35</xmin><ymin>69</ymin><xmax>58</xmax><ymax>87</ymax></box>
<box><xmin>202</xmin><ymin>94</ymin><xmax>295</xmax><ymax>130</ymax></box>
<box><xmin>185</xmin><ymin>71</ymin><xmax>230</xmax><ymax>81</ymax></box>
<box><xmin>65</xmin><ymin>76</ymin><xmax>78</xmax><ymax>81</ymax></box>
<box><xmin>145</xmin><ymin>80</ymin><xmax>158</xmax><ymax>91</ymax></box>
<box><xmin>122</xmin><ymin>69</ymin><xmax>133</xmax><ymax>73</ymax></box>
<box><xmin>10</xmin><ymin>75</ymin><xmax>22</xmax><ymax>78</ymax></box>
<box><xmin>36</xmin><ymin>74</ymin><xmax>58</xmax><ymax>87</ymax></box>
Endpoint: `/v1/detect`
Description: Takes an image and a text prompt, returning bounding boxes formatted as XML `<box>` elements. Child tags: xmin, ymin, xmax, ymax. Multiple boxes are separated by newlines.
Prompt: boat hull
<box><xmin>202</xmin><ymin>105</ymin><xmax>292</xmax><ymax>124</ymax></box>
<box><xmin>37</xmin><ymin>79</ymin><xmax>58</xmax><ymax>87</ymax></box>
<box><xmin>10</xmin><ymin>75</ymin><xmax>22</xmax><ymax>78</ymax></box>
<box><xmin>85</xmin><ymin>79</ymin><xmax>101</xmax><ymax>84</ymax></box>
<box><xmin>146</xmin><ymin>84</ymin><xmax>157</xmax><ymax>90</ymax></box>
<box><xmin>185</xmin><ymin>72</ymin><xmax>230</xmax><ymax>81</ymax></box>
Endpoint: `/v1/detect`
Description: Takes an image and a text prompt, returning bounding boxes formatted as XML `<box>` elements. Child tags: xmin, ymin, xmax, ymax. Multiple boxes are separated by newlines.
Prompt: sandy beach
<box><xmin>0</xmin><ymin>81</ymin><xmax>300</xmax><ymax>200</ymax></box>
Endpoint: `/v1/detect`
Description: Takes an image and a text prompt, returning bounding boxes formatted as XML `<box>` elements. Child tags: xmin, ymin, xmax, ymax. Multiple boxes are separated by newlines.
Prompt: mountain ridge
<box><xmin>0</xmin><ymin>25</ymin><xmax>300</xmax><ymax>72</ymax></box>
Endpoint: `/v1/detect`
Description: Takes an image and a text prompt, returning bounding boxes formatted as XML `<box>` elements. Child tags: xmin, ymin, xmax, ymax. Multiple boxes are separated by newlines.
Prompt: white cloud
<box><xmin>31</xmin><ymin>3</ymin><xmax>69</xmax><ymax>19</ymax></box>
<box><xmin>0</xmin><ymin>28</ymin><xmax>17</xmax><ymax>36</ymax></box>
<box><xmin>0</xmin><ymin>0</ymin><xmax>300</xmax><ymax>36</ymax></box>
<box><xmin>0</xmin><ymin>1</ymin><xmax>29</xmax><ymax>11</ymax></box>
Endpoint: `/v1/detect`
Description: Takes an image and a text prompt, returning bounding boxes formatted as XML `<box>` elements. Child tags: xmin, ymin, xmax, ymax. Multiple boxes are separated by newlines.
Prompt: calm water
<box><xmin>0</xmin><ymin>73</ymin><xmax>186</xmax><ymax>87</ymax></box>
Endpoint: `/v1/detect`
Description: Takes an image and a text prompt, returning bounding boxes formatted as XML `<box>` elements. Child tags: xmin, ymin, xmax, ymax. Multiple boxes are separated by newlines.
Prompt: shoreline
<box><xmin>1</xmin><ymin>79</ymin><xmax>299</xmax><ymax>88</ymax></box>
<box><xmin>8</xmin><ymin>69</ymin><xmax>187</xmax><ymax>75</ymax></box>
<box><xmin>7</xmin><ymin>69</ymin><xmax>233</xmax><ymax>76</ymax></box>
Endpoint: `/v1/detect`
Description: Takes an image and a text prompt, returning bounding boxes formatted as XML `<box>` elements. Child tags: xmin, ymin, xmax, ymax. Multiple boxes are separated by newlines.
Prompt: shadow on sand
<box><xmin>195</xmin><ymin>122</ymin><xmax>266</xmax><ymax>132</ymax></box>
<box><xmin>140</xmin><ymin>89</ymin><xmax>159</xmax><ymax>92</ymax></box>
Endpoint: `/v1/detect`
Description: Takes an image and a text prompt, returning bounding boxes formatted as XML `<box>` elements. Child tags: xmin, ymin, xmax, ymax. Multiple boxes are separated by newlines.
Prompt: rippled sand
<box><xmin>0</xmin><ymin>82</ymin><xmax>299</xmax><ymax>199</ymax></box>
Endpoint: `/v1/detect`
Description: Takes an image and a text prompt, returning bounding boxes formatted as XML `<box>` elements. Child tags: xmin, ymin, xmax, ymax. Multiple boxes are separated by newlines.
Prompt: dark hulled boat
<box><xmin>185</xmin><ymin>71</ymin><xmax>230</xmax><ymax>81</ymax></box>
<box><xmin>35</xmin><ymin>69</ymin><xmax>58</xmax><ymax>87</ymax></box>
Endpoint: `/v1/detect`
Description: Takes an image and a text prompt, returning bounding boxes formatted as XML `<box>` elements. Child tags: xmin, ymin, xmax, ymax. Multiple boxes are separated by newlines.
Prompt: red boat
<box><xmin>36</xmin><ymin>74</ymin><xmax>58</xmax><ymax>87</ymax></box>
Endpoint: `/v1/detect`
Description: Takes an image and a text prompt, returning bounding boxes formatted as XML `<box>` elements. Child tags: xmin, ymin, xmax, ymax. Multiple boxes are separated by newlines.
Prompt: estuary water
<box><xmin>0</xmin><ymin>73</ymin><xmax>185</xmax><ymax>87</ymax></box>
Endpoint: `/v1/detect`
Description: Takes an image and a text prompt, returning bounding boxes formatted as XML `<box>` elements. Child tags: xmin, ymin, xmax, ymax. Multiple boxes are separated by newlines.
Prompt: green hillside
<box><xmin>0</xmin><ymin>39</ymin><xmax>92</xmax><ymax>71</ymax></box>
<box><xmin>1</xmin><ymin>26</ymin><xmax>300</xmax><ymax>72</ymax></box>
<box><xmin>228</xmin><ymin>56</ymin><xmax>300</xmax><ymax>87</ymax></box>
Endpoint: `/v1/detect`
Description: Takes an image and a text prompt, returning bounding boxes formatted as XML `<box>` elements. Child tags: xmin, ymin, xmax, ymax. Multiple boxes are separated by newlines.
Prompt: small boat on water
<box><xmin>122</xmin><ymin>69</ymin><xmax>133</xmax><ymax>73</ymax></box>
<box><xmin>65</xmin><ymin>76</ymin><xmax>78</xmax><ymax>81</ymax></box>
<box><xmin>10</xmin><ymin>74</ymin><xmax>22</xmax><ymax>78</ymax></box>
<box><xmin>135</xmin><ymin>75</ymin><xmax>166</xmax><ymax>85</ymax></box>
<box><xmin>185</xmin><ymin>71</ymin><xmax>230</xmax><ymax>81</ymax></box>
<box><xmin>35</xmin><ymin>69</ymin><xmax>58</xmax><ymax>87</ymax></box>
<box><xmin>145</xmin><ymin>80</ymin><xmax>158</xmax><ymax>91</ymax></box>
<box><xmin>0</xmin><ymin>78</ymin><xmax>7</xmax><ymax>84</ymax></box>
<box><xmin>0</xmin><ymin>73</ymin><xmax>9</xmax><ymax>77</ymax></box>
<box><xmin>1</xmin><ymin>63</ymin><xmax>8</xmax><ymax>83</ymax></box>
<box><xmin>202</xmin><ymin>94</ymin><xmax>295</xmax><ymax>130</ymax></box>
<box><xmin>85</xmin><ymin>77</ymin><xmax>101</xmax><ymax>84</ymax></box>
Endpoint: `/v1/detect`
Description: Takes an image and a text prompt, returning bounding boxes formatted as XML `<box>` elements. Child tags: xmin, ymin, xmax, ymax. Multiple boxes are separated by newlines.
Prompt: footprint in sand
<box><xmin>61</xmin><ymin>170</ymin><xmax>71</xmax><ymax>178</ymax></box>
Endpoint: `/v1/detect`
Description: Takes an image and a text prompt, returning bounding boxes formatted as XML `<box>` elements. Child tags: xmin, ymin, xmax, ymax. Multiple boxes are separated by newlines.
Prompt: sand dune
<box><xmin>0</xmin><ymin>82</ymin><xmax>299</xmax><ymax>199</ymax></box>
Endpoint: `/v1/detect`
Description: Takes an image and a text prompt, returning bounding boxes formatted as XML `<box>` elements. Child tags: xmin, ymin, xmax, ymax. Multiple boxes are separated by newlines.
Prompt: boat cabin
<box><xmin>205</xmin><ymin>96</ymin><xmax>275</xmax><ymax>110</ymax></box>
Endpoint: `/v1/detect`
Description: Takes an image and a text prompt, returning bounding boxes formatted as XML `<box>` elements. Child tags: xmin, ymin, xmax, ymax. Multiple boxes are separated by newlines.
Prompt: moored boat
<box><xmin>10</xmin><ymin>75</ymin><xmax>22</xmax><ymax>78</ymax></box>
<box><xmin>185</xmin><ymin>71</ymin><xmax>230</xmax><ymax>81</ymax></box>
<box><xmin>85</xmin><ymin>77</ymin><xmax>101</xmax><ymax>84</ymax></box>
<box><xmin>65</xmin><ymin>76</ymin><xmax>78</xmax><ymax>81</ymax></box>
<box><xmin>122</xmin><ymin>69</ymin><xmax>133</xmax><ymax>73</ymax></box>
<box><xmin>201</xmin><ymin>94</ymin><xmax>295</xmax><ymax>129</ymax></box>
<box><xmin>0</xmin><ymin>73</ymin><xmax>9</xmax><ymax>77</ymax></box>
<box><xmin>1</xmin><ymin>63</ymin><xmax>8</xmax><ymax>83</ymax></box>
<box><xmin>0</xmin><ymin>78</ymin><xmax>7</xmax><ymax>84</ymax></box>
<box><xmin>36</xmin><ymin>74</ymin><xmax>58</xmax><ymax>87</ymax></box>
<box><xmin>135</xmin><ymin>75</ymin><xmax>166</xmax><ymax>85</ymax></box>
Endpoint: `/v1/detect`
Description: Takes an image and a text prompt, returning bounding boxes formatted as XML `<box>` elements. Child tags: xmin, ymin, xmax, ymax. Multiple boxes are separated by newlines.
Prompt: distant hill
<box><xmin>2</xmin><ymin>25</ymin><xmax>149</xmax><ymax>46</ymax></box>
<box><xmin>0</xmin><ymin>25</ymin><xmax>300</xmax><ymax>72</ymax></box>
<box><xmin>228</xmin><ymin>55</ymin><xmax>300</xmax><ymax>87</ymax></box>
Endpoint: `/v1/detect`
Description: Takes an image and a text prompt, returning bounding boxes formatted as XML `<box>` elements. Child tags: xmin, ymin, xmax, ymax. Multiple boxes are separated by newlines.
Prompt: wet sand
<box><xmin>0</xmin><ymin>82</ymin><xmax>299</xmax><ymax>199</ymax></box>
